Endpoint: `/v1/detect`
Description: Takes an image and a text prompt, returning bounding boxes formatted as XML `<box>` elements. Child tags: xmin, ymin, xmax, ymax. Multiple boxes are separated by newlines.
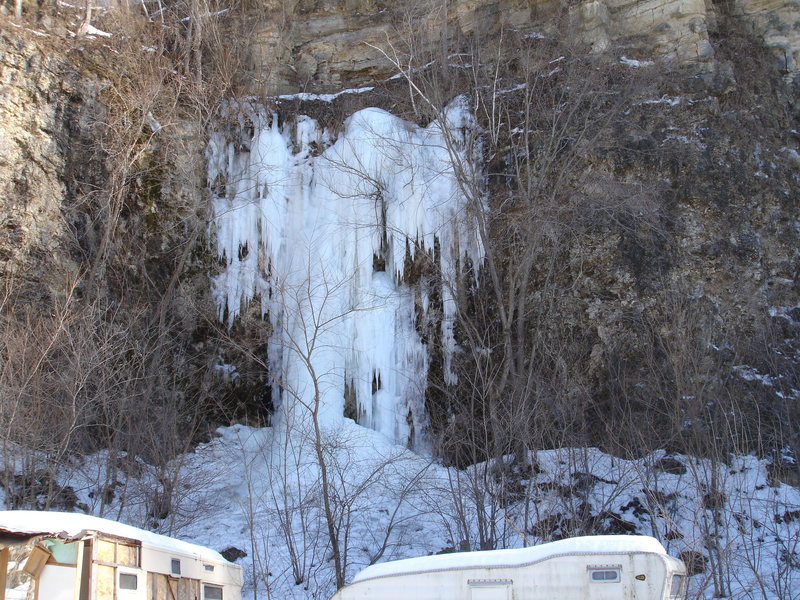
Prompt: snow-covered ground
<box><xmin>2</xmin><ymin>420</ymin><xmax>798</xmax><ymax>600</ymax></box>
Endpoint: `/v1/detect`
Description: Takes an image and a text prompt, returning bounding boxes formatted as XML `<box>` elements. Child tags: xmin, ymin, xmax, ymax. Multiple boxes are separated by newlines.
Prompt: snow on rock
<box><xmin>76</xmin><ymin>23</ymin><xmax>112</xmax><ymax>38</ymax></box>
<box><xmin>276</xmin><ymin>87</ymin><xmax>375</xmax><ymax>102</ymax></box>
<box><xmin>207</xmin><ymin>99</ymin><xmax>484</xmax><ymax>448</ymax></box>
<box><xmin>620</xmin><ymin>56</ymin><xmax>654</xmax><ymax>68</ymax></box>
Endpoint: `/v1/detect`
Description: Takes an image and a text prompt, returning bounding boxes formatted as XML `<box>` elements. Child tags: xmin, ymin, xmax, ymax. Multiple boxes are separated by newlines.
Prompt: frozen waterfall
<box><xmin>207</xmin><ymin>97</ymin><xmax>484</xmax><ymax>449</ymax></box>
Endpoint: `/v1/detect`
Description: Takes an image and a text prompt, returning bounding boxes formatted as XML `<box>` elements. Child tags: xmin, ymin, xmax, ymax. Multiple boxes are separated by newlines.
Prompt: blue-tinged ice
<box><xmin>207</xmin><ymin>99</ymin><xmax>483</xmax><ymax>449</ymax></box>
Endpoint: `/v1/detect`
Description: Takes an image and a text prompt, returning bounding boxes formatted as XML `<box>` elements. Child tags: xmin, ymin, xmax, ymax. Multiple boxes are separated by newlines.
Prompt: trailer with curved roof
<box><xmin>331</xmin><ymin>535</ymin><xmax>687</xmax><ymax>600</ymax></box>
<box><xmin>0</xmin><ymin>510</ymin><xmax>242</xmax><ymax>600</ymax></box>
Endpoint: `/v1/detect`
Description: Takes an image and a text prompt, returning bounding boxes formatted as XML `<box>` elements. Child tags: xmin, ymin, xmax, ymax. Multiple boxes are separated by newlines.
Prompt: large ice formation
<box><xmin>207</xmin><ymin>98</ymin><xmax>483</xmax><ymax>449</ymax></box>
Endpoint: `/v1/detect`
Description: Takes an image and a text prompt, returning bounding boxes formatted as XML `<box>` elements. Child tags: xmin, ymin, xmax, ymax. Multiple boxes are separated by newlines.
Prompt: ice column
<box><xmin>207</xmin><ymin>98</ymin><xmax>483</xmax><ymax>449</ymax></box>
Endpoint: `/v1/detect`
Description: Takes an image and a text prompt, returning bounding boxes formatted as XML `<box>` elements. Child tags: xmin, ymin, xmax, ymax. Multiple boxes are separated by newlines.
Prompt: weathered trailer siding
<box><xmin>36</xmin><ymin>564</ymin><xmax>74</xmax><ymax>600</ymax></box>
<box><xmin>0</xmin><ymin>511</ymin><xmax>243</xmax><ymax>600</ymax></box>
<box><xmin>335</xmin><ymin>554</ymin><xmax>658</xmax><ymax>600</ymax></box>
<box><xmin>331</xmin><ymin>536</ymin><xmax>687</xmax><ymax>600</ymax></box>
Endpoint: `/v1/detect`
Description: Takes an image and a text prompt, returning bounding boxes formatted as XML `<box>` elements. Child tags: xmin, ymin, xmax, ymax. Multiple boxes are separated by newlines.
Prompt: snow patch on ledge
<box><xmin>276</xmin><ymin>86</ymin><xmax>375</xmax><ymax>103</ymax></box>
<box><xmin>620</xmin><ymin>56</ymin><xmax>654</xmax><ymax>68</ymax></box>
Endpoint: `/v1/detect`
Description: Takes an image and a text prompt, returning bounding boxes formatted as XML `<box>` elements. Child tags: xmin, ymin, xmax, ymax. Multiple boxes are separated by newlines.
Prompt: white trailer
<box><xmin>0</xmin><ymin>510</ymin><xmax>242</xmax><ymax>600</ymax></box>
<box><xmin>331</xmin><ymin>535</ymin><xmax>687</xmax><ymax>600</ymax></box>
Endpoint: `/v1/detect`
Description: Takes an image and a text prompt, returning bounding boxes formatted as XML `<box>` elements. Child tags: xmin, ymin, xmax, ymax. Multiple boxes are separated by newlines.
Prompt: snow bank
<box><xmin>620</xmin><ymin>56</ymin><xmax>654</xmax><ymax>68</ymax></box>
<box><xmin>3</xmin><ymin>431</ymin><xmax>799</xmax><ymax>600</ymax></box>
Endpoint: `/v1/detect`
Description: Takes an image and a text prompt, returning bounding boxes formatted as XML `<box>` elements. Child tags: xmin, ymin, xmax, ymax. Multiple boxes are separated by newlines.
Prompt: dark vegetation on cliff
<box><xmin>0</xmin><ymin>0</ymin><xmax>262</xmax><ymax>517</ymax></box>
<box><xmin>310</xmin><ymin>9</ymin><xmax>800</xmax><ymax>479</ymax></box>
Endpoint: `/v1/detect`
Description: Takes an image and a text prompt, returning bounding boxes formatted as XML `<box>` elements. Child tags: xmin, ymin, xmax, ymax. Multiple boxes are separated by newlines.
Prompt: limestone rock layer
<box><xmin>244</xmin><ymin>0</ymin><xmax>800</xmax><ymax>94</ymax></box>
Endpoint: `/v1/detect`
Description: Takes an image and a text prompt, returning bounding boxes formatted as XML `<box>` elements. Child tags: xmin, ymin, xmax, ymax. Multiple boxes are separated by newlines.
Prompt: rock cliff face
<box><xmin>0</xmin><ymin>31</ymin><xmax>101</xmax><ymax>303</ymax></box>
<box><xmin>734</xmin><ymin>0</ymin><xmax>800</xmax><ymax>73</ymax></box>
<box><xmin>0</xmin><ymin>0</ymin><xmax>798</xmax><ymax>455</ymax></box>
<box><xmin>2</xmin><ymin>1</ymin><xmax>797</xmax><ymax>302</ymax></box>
<box><xmin>244</xmin><ymin>0</ymin><xmax>800</xmax><ymax>95</ymax></box>
<box><xmin>0</xmin><ymin>25</ymin><xmax>211</xmax><ymax>310</ymax></box>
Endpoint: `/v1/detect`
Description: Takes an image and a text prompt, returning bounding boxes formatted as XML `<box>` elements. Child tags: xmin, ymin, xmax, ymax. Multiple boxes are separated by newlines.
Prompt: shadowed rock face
<box><xmin>244</xmin><ymin>0</ymin><xmax>800</xmax><ymax>95</ymax></box>
<box><xmin>0</xmin><ymin>32</ymin><xmax>94</xmax><ymax>304</ymax></box>
<box><xmin>735</xmin><ymin>0</ymin><xmax>800</xmax><ymax>74</ymax></box>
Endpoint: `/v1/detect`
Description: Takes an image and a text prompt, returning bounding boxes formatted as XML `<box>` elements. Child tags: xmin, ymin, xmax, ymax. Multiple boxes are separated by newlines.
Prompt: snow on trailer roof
<box><xmin>0</xmin><ymin>511</ymin><xmax>228</xmax><ymax>564</ymax></box>
<box><xmin>352</xmin><ymin>535</ymin><xmax>667</xmax><ymax>582</ymax></box>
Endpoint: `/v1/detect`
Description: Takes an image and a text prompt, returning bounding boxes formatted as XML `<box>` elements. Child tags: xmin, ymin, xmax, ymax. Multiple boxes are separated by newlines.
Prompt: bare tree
<box><xmin>355</xmin><ymin>14</ymin><xmax>669</xmax><ymax>563</ymax></box>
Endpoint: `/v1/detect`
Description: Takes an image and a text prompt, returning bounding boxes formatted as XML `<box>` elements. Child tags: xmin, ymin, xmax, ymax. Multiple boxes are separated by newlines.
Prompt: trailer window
<box><xmin>171</xmin><ymin>559</ymin><xmax>182</xmax><ymax>575</ymax></box>
<box><xmin>589</xmin><ymin>567</ymin><xmax>621</xmax><ymax>582</ymax></box>
<box><xmin>670</xmin><ymin>575</ymin><xmax>686</xmax><ymax>598</ymax></box>
<box><xmin>119</xmin><ymin>573</ymin><xmax>138</xmax><ymax>590</ymax></box>
<box><xmin>204</xmin><ymin>584</ymin><xmax>224</xmax><ymax>599</ymax></box>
